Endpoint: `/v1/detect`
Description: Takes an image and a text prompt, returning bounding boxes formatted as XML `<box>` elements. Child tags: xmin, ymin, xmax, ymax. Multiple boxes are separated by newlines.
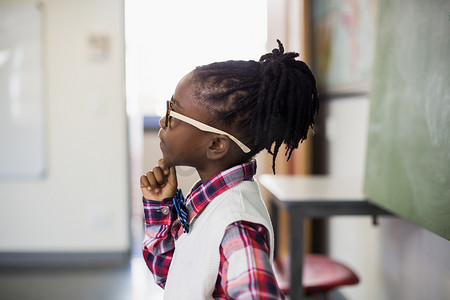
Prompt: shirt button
<box><xmin>161</xmin><ymin>206</ymin><xmax>170</xmax><ymax>215</ymax></box>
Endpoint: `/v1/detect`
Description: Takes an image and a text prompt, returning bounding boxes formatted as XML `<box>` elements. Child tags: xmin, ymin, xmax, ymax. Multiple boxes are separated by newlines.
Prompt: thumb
<box><xmin>167</xmin><ymin>167</ymin><xmax>178</xmax><ymax>188</ymax></box>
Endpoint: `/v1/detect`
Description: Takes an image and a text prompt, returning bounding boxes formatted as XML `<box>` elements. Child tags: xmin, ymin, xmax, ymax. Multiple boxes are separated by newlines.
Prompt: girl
<box><xmin>140</xmin><ymin>40</ymin><xmax>319</xmax><ymax>299</ymax></box>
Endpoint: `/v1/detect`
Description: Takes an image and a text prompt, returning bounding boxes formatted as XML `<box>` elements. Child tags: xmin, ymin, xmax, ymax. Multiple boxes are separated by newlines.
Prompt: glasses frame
<box><xmin>165</xmin><ymin>99</ymin><xmax>251</xmax><ymax>153</ymax></box>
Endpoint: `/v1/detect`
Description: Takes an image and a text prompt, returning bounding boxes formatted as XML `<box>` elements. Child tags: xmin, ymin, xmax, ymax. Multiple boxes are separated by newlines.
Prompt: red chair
<box><xmin>274</xmin><ymin>254</ymin><xmax>359</xmax><ymax>297</ymax></box>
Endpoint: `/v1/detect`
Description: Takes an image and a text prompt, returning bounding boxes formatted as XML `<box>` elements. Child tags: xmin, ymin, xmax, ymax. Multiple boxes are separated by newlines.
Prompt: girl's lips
<box><xmin>159</xmin><ymin>139</ymin><xmax>166</xmax><ymax>152</ymax></box>
<box><xmin>158</xmin><ymin>129</ymin><xmax>165</xmax><ymax>146</ymax></box>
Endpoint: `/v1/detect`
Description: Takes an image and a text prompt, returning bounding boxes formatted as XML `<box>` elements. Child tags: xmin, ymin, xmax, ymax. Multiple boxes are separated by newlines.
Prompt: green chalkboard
<box><xmin>364</xmin><ymin>0</ymin><xmax>450</xmax><ymax>240</ymax></box>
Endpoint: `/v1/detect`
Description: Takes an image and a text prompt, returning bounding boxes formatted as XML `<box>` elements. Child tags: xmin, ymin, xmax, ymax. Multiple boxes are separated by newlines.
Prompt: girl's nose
<box><xmin>159</xmin><ymin>116</ymin><xmax>166</xmax><ymax>129</ymax></box>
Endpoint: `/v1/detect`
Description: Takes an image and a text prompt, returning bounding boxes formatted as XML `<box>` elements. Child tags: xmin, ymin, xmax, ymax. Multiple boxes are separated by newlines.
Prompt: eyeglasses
<box><xmin>165</xmin><ymin>98</ymin><xmax>251</xmax><ymax>153</ymax></box>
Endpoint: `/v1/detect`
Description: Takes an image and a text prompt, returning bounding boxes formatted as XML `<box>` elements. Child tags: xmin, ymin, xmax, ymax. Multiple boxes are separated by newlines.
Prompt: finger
<box><xmin>145</xmin><ymin>170</ymin><xmax>160</xmax><ymax>191</ymax></box>
<box><xmin>140</xmin><ymin>174</ymin><xmax>150</xmax><ymax>189</ymax></box>
<box><xmin>152</xmin><ymin>166</ymin><xmax>166</xmax><ymax>187</ymax></box>
<box><xmin>158</xmin><ymin>158</ymin><xmax>170</xmax><ymax>175</ymax></box>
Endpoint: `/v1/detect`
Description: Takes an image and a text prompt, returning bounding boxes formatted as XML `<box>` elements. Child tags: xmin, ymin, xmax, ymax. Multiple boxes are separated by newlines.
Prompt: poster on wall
<box><xmin>312</xmin><ymin>0</ymin><xmax>376</xmax><ymax>95</ymax></box>
<box><xmin>0</xmin><ymin>4</ymin><xmax>46</xmax><ymax>179</ymax></box>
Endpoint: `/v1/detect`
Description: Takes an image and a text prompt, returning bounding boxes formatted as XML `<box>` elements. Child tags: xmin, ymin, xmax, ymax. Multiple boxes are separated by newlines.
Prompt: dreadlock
<box><xmin>190</xmin><ymin>40</ymin><xmax>319</xmax><ymax>173</ymax></box>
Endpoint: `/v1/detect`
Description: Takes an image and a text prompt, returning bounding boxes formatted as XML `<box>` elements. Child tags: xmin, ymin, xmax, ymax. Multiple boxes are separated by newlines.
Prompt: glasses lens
<box><xmin>165</xmin><ymin>100</ymin><xmax>172</xmax><ymax>127</ymax></box>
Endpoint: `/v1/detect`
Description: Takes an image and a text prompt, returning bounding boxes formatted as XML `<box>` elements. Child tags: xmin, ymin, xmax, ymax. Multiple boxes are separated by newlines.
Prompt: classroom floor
<box><xmin>0</xmin><ymin>218</ymin><xmax>164</xmax><ymax>300</ymax></box>
<box><xmin>0</xmin><ymin>258</ymin><xmax>164</xmax><ymax>300</ymax></box>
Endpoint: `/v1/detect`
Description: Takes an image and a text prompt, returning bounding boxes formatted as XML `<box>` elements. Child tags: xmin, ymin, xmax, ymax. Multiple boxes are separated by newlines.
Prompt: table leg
<box><xmin>289</xmin><ymin>213</ymin><xmax>304</xmax><ymax>300</ymax></box>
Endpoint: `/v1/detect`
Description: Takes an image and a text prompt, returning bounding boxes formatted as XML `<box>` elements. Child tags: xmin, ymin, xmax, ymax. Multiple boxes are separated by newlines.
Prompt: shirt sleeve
<box><xmin>142</xmin><ymin>197</ymin><xmax>177</xmax><ymax>289</ymax></box>
<box><xmin>215</xmin><ymin>221</ymin><xmax>285</xmax><ymax>300</ymax></box>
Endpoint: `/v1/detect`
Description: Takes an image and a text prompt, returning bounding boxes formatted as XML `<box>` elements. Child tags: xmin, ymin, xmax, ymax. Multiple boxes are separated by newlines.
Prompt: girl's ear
<box><xmin>206</xmin><ymin>135</ymin><xmax>231</xmax><ymax>161</ymax></box>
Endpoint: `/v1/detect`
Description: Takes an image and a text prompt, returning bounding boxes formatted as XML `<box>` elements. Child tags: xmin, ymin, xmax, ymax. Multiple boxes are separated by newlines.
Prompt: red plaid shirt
<box><xmin>142</xmin><ymin>160</ymin><xmax>284</xmax><ymax>299</ymax></box>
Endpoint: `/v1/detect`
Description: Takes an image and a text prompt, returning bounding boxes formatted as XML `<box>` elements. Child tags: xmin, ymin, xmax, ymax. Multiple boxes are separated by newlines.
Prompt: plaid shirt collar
<box><xmin>184</xmin><ymin>160</ymin><xmax>257</xmax><ymax>222</ymax></box>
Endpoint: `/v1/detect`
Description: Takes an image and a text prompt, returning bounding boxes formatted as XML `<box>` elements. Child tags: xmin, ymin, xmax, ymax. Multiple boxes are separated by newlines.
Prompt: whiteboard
<box><xmin>0</xmin><ymin>3</ymin><xmax>45</xmax><ymax>179</ymax></box>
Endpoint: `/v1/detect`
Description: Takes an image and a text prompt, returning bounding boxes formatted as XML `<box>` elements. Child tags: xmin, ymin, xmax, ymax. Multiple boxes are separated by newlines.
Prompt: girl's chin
<box><xmin>160</xmin><ymin>156</ymin><xmax>174</xmax><ymax>169</ymax></box>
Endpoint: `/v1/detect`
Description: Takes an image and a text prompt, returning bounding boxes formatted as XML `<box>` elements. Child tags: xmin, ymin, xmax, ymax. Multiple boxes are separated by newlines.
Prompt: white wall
<box><xmin>0</xmin><ymin>0</ymin><xmax>129</xmax><ymax>258</ymax></box>
<box><xmin>324</xmin><ymin>97</ymin><xmax>382</xmax><ymax>299</ymax></box>
<box><xmin>325</xmin><ymin>97</ymin><xmax>450</xmax><ymax>300</ymax></box>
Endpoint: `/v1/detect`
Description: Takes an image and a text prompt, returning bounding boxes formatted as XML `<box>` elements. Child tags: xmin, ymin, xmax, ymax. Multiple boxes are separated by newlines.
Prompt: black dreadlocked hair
<box><xmin>190</xmin><ymin>40</ymin><xmax>319</xmax><ymax>173</ymax></box>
